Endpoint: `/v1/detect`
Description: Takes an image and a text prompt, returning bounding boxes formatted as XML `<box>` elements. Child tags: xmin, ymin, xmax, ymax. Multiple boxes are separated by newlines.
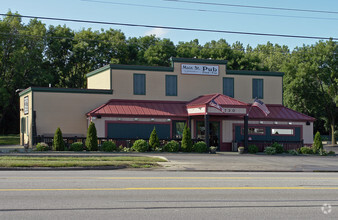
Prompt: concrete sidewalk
<box><xmin>0</xmin><ymin>152</ymin><xmax>337</xmax><ymax>172</ymax></box>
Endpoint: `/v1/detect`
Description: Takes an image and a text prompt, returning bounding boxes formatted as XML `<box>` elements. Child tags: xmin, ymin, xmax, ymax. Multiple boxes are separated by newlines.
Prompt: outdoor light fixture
<box><xmin>118</xmin><ymin>118</ymin><xmax>121</xmax><ymax>121</ymax></box>
<box><xmin>274</xmin><ymin>121</ymin><xmax>278</xmax><ymax>124</ymax></box>
<box><xmin>134</xmin><ymin>118</ymin><xmax>139</xmax><ymax>121</ymax></box>
<box><xmin>259</xmin><ymin>121</ymin><xmax>263</xmax><ymax>124</ymax></box>
<box><xmin>288</xmin><ymin>122</ymin><xmax>293</xmax><ymax>125</ymax></box>
<box><xmin>150</xmin><ymin>118</ymin><xmax>155</xmax><ymax>121</ymax></box>
<box><xmin>91</xmin><ymin>116</ymin><xmax>97</xmax><ymax>120</ymax></box>
<box><xmin>167</xmin><ymin>119</ymin><xmax>171</xmax><ymax>122</ymax></box>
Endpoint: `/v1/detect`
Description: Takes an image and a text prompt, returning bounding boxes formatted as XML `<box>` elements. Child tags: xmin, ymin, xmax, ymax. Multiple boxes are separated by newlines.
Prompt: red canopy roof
<box><xmin>87</xmin><ymin>99</ymin><xmax>188</xmax><ymax>117</ymax></box>
<box><xmin>249</xmin><ymin>105</ymin><xmax>315</xmax><ymax>121</ymax></box>
<box><xmin>187</xmin><ymin>93</ymin><xmax>247</xmax><ymax>107</ymax></box>
<box><xmin>87</xmin><ymin>95</ymin><xmax>315</xmax><ymax>122</ymax></box>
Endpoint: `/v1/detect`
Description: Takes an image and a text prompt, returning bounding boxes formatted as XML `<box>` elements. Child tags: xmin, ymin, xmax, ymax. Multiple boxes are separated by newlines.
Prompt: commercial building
<box><xmin>19</xmin><ymin>57</ymin><xmax>314</xmax><ymax>150</ymax></box>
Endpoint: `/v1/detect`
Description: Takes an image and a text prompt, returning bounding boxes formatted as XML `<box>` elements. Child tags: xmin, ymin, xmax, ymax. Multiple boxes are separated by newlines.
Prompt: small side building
<box><xmin>19</xmin><ymin>57</ymin><xmax>314</xmax><ymax>150</ymax></box>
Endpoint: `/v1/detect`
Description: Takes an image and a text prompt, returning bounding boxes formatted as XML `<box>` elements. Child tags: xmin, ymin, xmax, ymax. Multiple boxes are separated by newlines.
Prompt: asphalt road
<box><xmin>0</xmin><ymin>170</ymin><xmax>337</xmax><ymax>219</ymax></box>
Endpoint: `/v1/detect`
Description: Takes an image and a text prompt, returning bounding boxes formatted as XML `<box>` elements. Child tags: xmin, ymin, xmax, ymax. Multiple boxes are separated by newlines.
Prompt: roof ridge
<box><xmin>205</xmin><ymin>93</ymin><xmax>221</xmax><ymax>104</ymax></box>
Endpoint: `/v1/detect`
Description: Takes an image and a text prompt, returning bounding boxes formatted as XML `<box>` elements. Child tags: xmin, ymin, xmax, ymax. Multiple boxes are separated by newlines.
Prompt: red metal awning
<box><xmin>187</xmin><ymin>93</ymin><xmax>247</xmax><ymax>107</ymax></box>
<box><xmin>87</xmin><ymin>99</ymin><xmax>188</xmax><ymax>117</ymax></box>
<box><xmin>249</xmin><ymin>104</ymin><xmax>315</xmax><ymax>121</ymax></box>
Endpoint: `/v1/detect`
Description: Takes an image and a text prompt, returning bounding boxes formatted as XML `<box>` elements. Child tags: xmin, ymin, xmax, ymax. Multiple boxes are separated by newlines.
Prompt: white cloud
<box><xmin>145</xmin><ymin>28</ymin><xmax>169</xmax><ymax>38</ymax></box>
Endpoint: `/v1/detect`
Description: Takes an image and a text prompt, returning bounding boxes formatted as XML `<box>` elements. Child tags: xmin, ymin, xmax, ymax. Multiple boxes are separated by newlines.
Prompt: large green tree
<box><xmin>283</xmin><ymin>40</ymin><xmax>337</xmax><ymax>143</ymax></box>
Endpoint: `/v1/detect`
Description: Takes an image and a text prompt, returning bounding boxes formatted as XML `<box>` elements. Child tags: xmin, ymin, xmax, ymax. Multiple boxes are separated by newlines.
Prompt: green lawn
<box><xmin>0</xmin><ymin>135</ymin><xmax>20</xmax><ymax>145</ymax></box>
<box><xmin>0</xmin><ymin>156</ymin><xmax>167</xmax><ymax>168</ymax></box>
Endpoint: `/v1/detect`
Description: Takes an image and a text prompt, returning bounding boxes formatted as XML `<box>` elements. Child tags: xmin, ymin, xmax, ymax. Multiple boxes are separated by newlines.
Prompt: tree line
<box><xmin>0</xmin><ymin>12</ymin><xmax>337</xmax><ymax>143</ymax></box>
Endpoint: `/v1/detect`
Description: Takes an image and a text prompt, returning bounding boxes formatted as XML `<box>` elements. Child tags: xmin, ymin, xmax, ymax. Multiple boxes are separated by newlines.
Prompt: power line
<box><xmin>0</xmin><ymin>13</ymin><xmax>337</xmax><ymax>40</ymax></box>
<box><xmin>164</xmin><ymin>0</ymin><xmax>338</xmax><ymax>15</ymax></box>
<box><xmin>81</xmin><ymin>0</ymin><xmax>338</xmax><ymax>21</ymax></box>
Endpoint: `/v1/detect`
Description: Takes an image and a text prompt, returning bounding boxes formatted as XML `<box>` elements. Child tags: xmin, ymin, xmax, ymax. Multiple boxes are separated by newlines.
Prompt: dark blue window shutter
<box><xmin>166</xmin><ymin>75</ymin><xmax>177</xmax><ymax>96</ymax></box>
<box><xmin>253</xmin><ymin>79</ymin><xmax>263</xmax><ymax>99</ymax></box>
<box><xmin>134</xmin><ymin>74</ymin><xmax>145</xmax><ymax>95</ymax></box>
<box><xmin>223</xmin><ymin>77</ymin><xmax>234</xmax><ymax>98</ymax></box>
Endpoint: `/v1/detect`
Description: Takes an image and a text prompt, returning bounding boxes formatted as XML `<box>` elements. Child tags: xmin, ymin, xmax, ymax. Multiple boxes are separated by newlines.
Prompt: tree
<box><xmin>53</xmin><ymin>127</ymin><xmax>65</xmax><ymax>151</ymax></box>
<box><xmin>312</xmin><ymin>131</ymin><xmax>323</xmax><ymax>154</ymax></box>
<box><xmin>283</xmin><ymin>40</ymin><xmax>337</xmax><ymax>143</ymax></box>
<box><xmin>149</xmin><ymin>127</ymin><xmax>160</xmax><ymax>151</ymax></box>
<box><xmin>181</xmin><ymin>124</ymin><xmax>193</xmax><ymax>152</ymax></box>
<box><xmin>144</xmin><ymin>38</ymin><xmax>176</xmax><ymax>66</ymax></box>
<box><xmin>86</xmin><ymin>122</ymin><xmax>98</xmax><ymax>151</ymax></box>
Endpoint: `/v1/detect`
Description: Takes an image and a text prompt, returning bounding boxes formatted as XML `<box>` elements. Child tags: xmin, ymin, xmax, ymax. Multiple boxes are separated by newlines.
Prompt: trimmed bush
<box><xmin>264</xmin><ymin>146</ymin><xmax>276</xmax><ymax>155</ymax></box>
<box><xmin>300</xmin><ymin>146</ymin><xmax>313</xmax><ymax>154</ymax></box>
<box><xmin>101</xmin><ymin>141</ymin><xmax>117</xmax><ymax>152</ymax></box>
<box><xmin>193</xmin><ymin>141</ymin><xmax>208</xmax><ymax>153</ymax></box>
<box><xmin>149</xmin><ymin>127</ymin><xmax>160</xmax><ymax>151</ymax></box>
<box><xmin>132</xmin><ymin>139</ymin><xmax>149</xmax><ymax>152</ymax></box>
<box><xmin>53</xmin><ymin>127</ymin><xmax>65</xmax><ymax>151</ymax></box>
<box><xmin>288</xmin><ymin>149</ymin><xmax>299</xmax><ymax>155</ymax></box>
<box><xmin>86</xmin><ymin>122</ymin><xmax>98</xmax><ymax>151</ymax></box>
<box><xmin>248</xmin><ymin>144</ymin><xmax>258</xmax><ymax>154</ymax></box>
<box><xmin>312</xmin><ymin>131</ymin><xmax>323</xmax><ymax>154</ymax></box>
<box><xmin>271</xmin><ymin>142</ymin><xmax>284</xmax><ymax>154</ymax></box>
<box><xmin>163</xmin><ymin>140</ymin><xmax>180</xmax><ymax>152</ymax></box>
<box><xmin>36</xmin><ymin>142</ymin><xmax>49</xmax><ymax>151</ymax></box>
<box><xmin>69</xmin><ymin>142</ymin><xmax>84</xmax><ymax>151</ymax></box>
<box><xmin>117</xmin><ymin>145</ymin><xmax>124</xmax><ymax>152</ymax></box>
<box><xmin>328</xmin><ymin>151</ymin><xmax>336</xmax><ymax>156</ymax></box>
<box><xmin>181</xmin><ymin>124</ymin><xmax>193</xmax><ymax>152</ymax></box>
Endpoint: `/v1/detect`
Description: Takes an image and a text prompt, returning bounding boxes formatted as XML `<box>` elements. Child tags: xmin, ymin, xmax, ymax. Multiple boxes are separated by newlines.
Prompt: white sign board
<box><xmin>181</xmin><ymin>64</ymin><xmax>219</xmax><ymax>76</ymax></box>
<box><xmin>24</xmin><ymin>96</ymin><xmax>29</xmax><ymax>115</ymax></box>
<box><xmin>208</xmin><ymin>107</ymin><xmax>247</xmax><ymax>115</ymax></box>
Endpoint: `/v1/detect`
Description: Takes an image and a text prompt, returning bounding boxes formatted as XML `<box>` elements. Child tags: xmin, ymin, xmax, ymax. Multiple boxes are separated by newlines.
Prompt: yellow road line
<box><xmin>1</xmin><ymin>186</ymin><xmax>338</xmax><ymax>192</ymax></box>
<box><xmin>2</xmin><ymin>177</ymin><xmax>338</xmax><ymax>180</ymax></box>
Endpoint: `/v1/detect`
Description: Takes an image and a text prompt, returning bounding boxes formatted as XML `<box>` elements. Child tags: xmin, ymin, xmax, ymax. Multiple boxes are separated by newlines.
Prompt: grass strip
<box><xmin>0</xmin><ymin>135</ymin><xmax>20</xmax><ymax>145</ymax></box>
<box><xmin>0</xmin><ymin>156</ymin><xmax>166</xmax><ymax>168</ymax></box>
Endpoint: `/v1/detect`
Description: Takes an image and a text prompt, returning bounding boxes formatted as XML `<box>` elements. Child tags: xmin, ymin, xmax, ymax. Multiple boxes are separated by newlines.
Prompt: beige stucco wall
<box><xmin>34</xmin><ymin>92</ymin><xmax>112</xmax><ymax>137</ymax></box>
<box><xmin>19</xmin><ymin>92</ymin><xmax>32</xmax><ymax>146</ymax></box>
<box><xmin>99</xmin><ymin>62</ymin><xmax>283</xmax><ymax>104</ymax></box>
<box><xmin>231</xmin><ymin>75</ymin><xmax>283</xmax><ymax>104</ymax></box>
<box><xmin>87</xmin><ymin>69</ymin><xmax>111</xmax><ymax>90</ymax></box>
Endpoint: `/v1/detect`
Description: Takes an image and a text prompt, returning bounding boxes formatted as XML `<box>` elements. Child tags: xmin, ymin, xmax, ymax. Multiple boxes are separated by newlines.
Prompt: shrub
<box><xmin>181</xmin><ymin>124</ymin><xmax>193</xmax><ymax>152</ymax></box>
<box><xmin>300</xmin><ymin>146</ymin><xmax>313</xmax><ymax>154</ymax></box>
<box><xmin>123</xmin><ymin>147</ymin><xmax>132</xmax><ymax>152</ymax></box>
<box><xmin>271</xmin><ymin>142</ymin><xmax>284</xmax><ymax>154</ymax></box>
<box><xmin>86</xmin><ymin>122</ymin><xmax>98</xmax><ymax>151</ymax></box>
<box><xmin>319</xmin><ymin>148</ymin><xmax>327</xmax><ymax>156</ymax></box>
<box><xmin>101</xmin><ymin>141</ymin><xmax>116</xmax><ymax>152</ymax></box>
<box><xmin>53</xmin><ymin>127</ymin><xmax>65</xmax><ymax>151</ymax></box>
<box><xmin>69</xmin><ymin>142</ymin><xmax>84</xmax><ymax>151</ymax></box>
<box><xmin>163</xmin><ymin>140</ymin><xmax>180</xmax><ymax>152</ymax></box>
<box><xmin>248</xmin><ymin>144</ymin><xmax>258</xmax><ymax>154</ymax></box>
<box><xmin>36</xmin><ymin>142</ymin><xmax>49</xmax><ymax>151</ymax></box>
<box><xmin>264</xmin><ymin>146</ymin><xmax>276</xmax><ymax>155</ymax></box>
<box><xmin>288</xmin><ymin>149</ymin><xmax>299</xmax><ymax>155</ymax></box>
<box><xmin>312</xmin><ymin>131</ymin><xmax>323</xmax><ymax>154</ymax></box>
<box><xmin>117</xmin><ymin>145</ymin><xmax>124</xmax><ymax>152</ymax></box>
<box><xmin>328</xmin><ymin>151</ymin><xmax>336</xmax><ymax>156</ymax></box>
<box><xmin>149</xmin><ymin>127</ymin><xmax>160</xmax><ymax>151</ymax></box>
<box><xmin>132</xmin><ymin>139</ymin><xmax>149</xmax><ymax>152</ymax></box>
<box><xmin>193</xmin><ymin>141</ymin><xmax>208</xmax><ymax>153</ymax></box>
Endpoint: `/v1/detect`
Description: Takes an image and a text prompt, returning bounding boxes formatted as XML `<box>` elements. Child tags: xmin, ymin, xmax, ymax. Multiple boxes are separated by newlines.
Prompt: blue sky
<box><xmin>2</xmin><ymin>0</ymin><xmax>338</xmax><ymax>49</ymax></box>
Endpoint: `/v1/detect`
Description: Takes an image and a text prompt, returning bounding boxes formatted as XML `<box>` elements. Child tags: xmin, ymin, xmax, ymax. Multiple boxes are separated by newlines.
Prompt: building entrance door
<box><xmin>196</xmin><ymin>121</ymin><xmax>220</xmax><ymax>149</ymax></box>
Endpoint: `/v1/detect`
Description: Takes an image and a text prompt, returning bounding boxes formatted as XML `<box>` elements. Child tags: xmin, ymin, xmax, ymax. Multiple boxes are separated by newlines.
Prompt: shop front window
<box><xmin>272</xmin><ymin>128</ymin><xmax>294</xmax><ymax>135</ymax></box>
<box><xmin>173</xmin><ymin>121</ymin><xmax>185</xmax><ymax>139</ymax></box>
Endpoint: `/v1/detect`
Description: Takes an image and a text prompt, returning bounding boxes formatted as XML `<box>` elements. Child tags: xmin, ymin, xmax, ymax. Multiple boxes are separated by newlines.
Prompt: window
<box><xmin>21</xmin><ymin>117</ymin><xmax>26</xmax><ymax>133</ymax></box>
<box><xmin>133</xmin><ymin>74</ymin><xmax>145</xmax><ymax>95</ymax></box>
<box><xmin>166</xmin><ymin>75</ymin><xmax>177</xmax><ymax>96</ymax></box>
<box><xmin>252</xmin><ymin>79</ymin><xmax>263</xmax><ymax>99</ymax></box>
<box><xmin>223</xmin><ymin>77</ymin><xmax>234</xmax><ymax>98</ymax></box>
<box><xmin>272</xmin><ymin>128</ymin><xmax>294</xmax><ymax>135</ymax></box>
<box><xmin>173</xmin><ymin>121</ymin><xmax>185</xmax><ymax>139</ymax></box>
<box><xmin>241</xmin><ymin>127</ymin><xmax>265</xmax><ymax>135</ymax></box>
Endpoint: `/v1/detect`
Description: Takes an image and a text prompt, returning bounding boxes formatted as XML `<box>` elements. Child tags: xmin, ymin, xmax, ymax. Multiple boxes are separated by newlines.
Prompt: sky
<box><xmin>2</xmin><ymin>0</ymin><xmax>338</xmax><ymax>50</ymax></box>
